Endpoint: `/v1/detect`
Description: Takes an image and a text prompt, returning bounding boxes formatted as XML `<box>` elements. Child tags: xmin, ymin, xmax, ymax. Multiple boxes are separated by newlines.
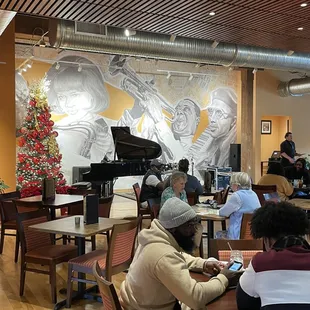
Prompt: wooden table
<box><xmin>18</xmin><ymin>194</ymin><xmax>84</xmax><ymax>219</ymax></box>
<box><xmin>190</xmin><ymin>272</ymin><xmax>237</xmax><ymax>310</ymax></box>
<box><xmin>290</xmin><ymin>198</ymin><xmax>310</xmax><ymax>210</ymax></box>
<box><xmin>193</xmin><ymin>205</ymin><xmax>226</xmax><ymax>257</ymax></box>
<box><xmin>30</xmin><ymin>216</ymin><xmax>129</xmax><ymax>310</ymax></box>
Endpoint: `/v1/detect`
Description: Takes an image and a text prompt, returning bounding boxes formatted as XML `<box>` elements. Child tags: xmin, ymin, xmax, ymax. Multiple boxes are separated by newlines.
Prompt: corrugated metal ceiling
<box><xmin>1</xmin><ymin>0</ymin><xmax>310</xmax><ymax>52</ymax></box>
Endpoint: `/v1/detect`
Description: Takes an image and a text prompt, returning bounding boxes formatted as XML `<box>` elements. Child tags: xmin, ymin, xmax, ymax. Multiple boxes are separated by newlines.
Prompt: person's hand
<box><xmin>289</xmin><ymin>157</ymin><xmax>295</xmax><ymax>164</ymax></box>
<box><xmin>203</xmin><ymin>260</ymin><xmax>222</xmax><ymax>275</ymax></box>
<box><xmin>220</xmin><ymin>264</ymin><xmax>243</xmax><ymax>287</ymax></box>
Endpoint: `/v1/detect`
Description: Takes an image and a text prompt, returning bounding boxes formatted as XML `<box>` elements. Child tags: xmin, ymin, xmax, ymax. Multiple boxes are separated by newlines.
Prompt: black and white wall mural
<box><xmin>16</xmin><ymin>51</ymin><xmax>240</xmax><ymax>188</ymax></box>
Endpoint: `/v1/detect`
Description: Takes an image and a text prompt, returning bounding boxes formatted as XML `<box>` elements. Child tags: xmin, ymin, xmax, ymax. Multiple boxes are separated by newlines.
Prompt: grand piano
<box><xmin>83</xmin><ymin>127</ymin><xmax>162</xmax><ymax>196</ymax></box>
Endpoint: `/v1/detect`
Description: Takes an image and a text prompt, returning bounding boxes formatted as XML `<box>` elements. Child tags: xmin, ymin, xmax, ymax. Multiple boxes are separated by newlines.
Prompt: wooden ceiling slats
<box><xmin>4</xmin><ymin>0</ymin><xmax>310</xmax><ymax>52</ymax></box>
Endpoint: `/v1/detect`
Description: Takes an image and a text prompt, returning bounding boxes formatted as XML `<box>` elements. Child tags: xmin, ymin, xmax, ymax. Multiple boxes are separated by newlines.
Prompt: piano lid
<box><xmin>111</xmin><ymin>126</ymin><xmax>162</xmax><ymax>160</ymax></box>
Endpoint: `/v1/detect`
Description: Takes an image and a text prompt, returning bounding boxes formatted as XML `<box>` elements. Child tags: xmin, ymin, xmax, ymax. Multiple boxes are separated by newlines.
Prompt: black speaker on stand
<box><xmin>229</xmin><ymin>144</ymin><xmax>241</xmax><ymax>172</ymax></box>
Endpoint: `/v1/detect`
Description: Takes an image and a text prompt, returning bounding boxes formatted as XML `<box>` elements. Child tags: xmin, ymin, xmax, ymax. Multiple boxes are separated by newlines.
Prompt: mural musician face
<box><xmin>206</xmin><ymin>87</ymin><xmax>237</xmax><ymax>139</ymax></box>
<box><xmin>172</xmin><ymin>99</ymin><xmax>200</xmax><ymax>138</ymax></box>
<box><xmin>47</xmin><ymin>56</ymin><xmax>109</xmax><ymax>120</ymax></box>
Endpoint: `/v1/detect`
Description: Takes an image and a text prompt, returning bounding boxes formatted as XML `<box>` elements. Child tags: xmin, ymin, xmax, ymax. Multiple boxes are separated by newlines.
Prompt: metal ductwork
<box><xmin>278</xmin><ymin>77</ymin><xmax>310</xmax><ymax>97</ymax></box>
<box><xmin>49</xmin><ymin>19</ymin><xmax>310</xmax><ymax>73</ymax></box>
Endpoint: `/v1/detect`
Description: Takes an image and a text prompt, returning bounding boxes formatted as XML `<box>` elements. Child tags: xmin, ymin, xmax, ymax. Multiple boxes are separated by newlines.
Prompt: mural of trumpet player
<box><xmin>46</xmin><ymin>55</ymin><xmax>116</xmax><ymax>183</ymax></box>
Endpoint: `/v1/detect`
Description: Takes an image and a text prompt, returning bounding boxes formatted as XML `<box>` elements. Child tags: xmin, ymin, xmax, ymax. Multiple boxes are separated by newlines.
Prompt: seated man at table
<box><xmin>236</xmin><ymin>201</ymin><xmax>310</xmax><ymax>310</ymax></box>
<box><xmin>216</xmin><ymin>172</ymin><xmax>260</xmax><ymax>239</ymax></box>
<box><xmin>284</xmin><ymin>158</ymin><xmax>310</xmax><ymax>186</ymax></box>
<box><xmin>140</xmin><ymin>158</ymin><xmax>164</xmax><ymax>207</ymax></box>
<box><xmin>120</xmin><ymin>197</ymin><xmax>242</xmax><ymax>310</ymax></box>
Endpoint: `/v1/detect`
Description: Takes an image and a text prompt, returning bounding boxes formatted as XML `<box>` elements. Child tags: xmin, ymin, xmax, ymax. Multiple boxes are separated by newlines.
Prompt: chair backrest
<box><xmin>0</xmin><ymin>200</ymin><xmax>17</xmax><ymax>222</ymax></box>
<box><xmin>132</xmin><ymin>183</ymin><xmax>141</xmax><ymax>203</ymax></box>
<box><xmin>132</xmin><ymin>183</ymin><xmax>142</xmax><ymax>216</ymax></box>
<box><xmin>93</xmin><ymin>261</ymin><xmax>122</xmax><ymax>310</ymax></box>
<box><xmin>218</xmin><ymin>250</ymin><xmax>262</xmax><ymax>268</ymax></box>
<box><xmin>263</xmin><ymin>192</ymin><xmax>281</xmax><ymax>203</ymax></box>
<box><xmin>213</xmin><ymin>186</ymin><xmax>230</xmax><ymax>204</ymax></box>
<box><xmin>186</xmin><ymin>192</ymin><xmax>198</xmax><ymax>206</ymax></box>
<box><xmin>16</xmin><ymin>208</ymin><xmax>52</xmax><ymax>254</ymax></box>
<box><xmin>68</xmin><ymin>188</ymin><xmax>96</xmax><ymax>196</ymax></box>
<box><xmin>14</xmin><ymin>199</ymin><xmax>41</xmax><ymax>213</ymax></box>
<box><xmin>147</xmin><ymin>198</ymin><xmax>161</xmax><ymax>220</ymax></box>
<box><xmin>0</xmin><ymin>191</ymin><xmax>21</xmax><ymax>201</ymax></box>
<box><xmin>209</xmin><ymin>239</ymin><xmax>263</xmax><ymax>267</ymax></box>
<box><xmin>98</xmin><ymin>195</ymin><xmax>114</xmax><ymax>218</ymax></box>
<box><xmin>0</xmin><ymin>191</ymin><xmax>21</xmax><ymax>222</ymax></box>
<box><xmin>252</xmin><ymin>184</ymin><xmax>277</xmax><ymax>206</ymax></box>
<box><xmin>105</xmin><ymin>217</ymin><xmax>141</xmax><ymax>281</ymax></box>
<box><xmin>240</xmin><ymin>213</ymin><xmax>253</xmax><ymax>240</ymax></box>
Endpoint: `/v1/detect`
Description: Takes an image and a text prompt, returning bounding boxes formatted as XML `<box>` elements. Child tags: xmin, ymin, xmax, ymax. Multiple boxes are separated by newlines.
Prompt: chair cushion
<box><xmin>69</xmin><ymin>249</ymin><xmax>107</xmax><ymax>270</ymax></box>
<box><xmin>26</xmin><ymin>244</ymin><xmax>77</xmax><ymax>261</ymax></box>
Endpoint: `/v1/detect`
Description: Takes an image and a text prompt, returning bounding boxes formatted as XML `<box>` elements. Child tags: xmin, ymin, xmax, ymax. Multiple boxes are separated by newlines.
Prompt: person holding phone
<box><xmin>236</xmin><ymin>201</ymin><xmax>310</xmax><ymax>310</ymax></box>
<box><xmin>120</xmin><ymin>198</ymin><xmax>242</xmax><ymax>310</ymax></box>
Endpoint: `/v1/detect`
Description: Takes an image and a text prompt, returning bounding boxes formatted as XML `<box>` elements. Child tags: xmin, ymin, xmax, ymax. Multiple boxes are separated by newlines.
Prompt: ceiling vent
<box><xmin>74</xmin><ymin>21</ymin><xmax>107</xmax><ymax>37</ymax></box>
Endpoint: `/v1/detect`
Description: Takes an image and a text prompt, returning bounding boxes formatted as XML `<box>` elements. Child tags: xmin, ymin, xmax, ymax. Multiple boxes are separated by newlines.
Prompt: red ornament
<box><xmin>49</xmin><ymin>120</ymin><xmax>54</xmax><ymax>126</ymax></box>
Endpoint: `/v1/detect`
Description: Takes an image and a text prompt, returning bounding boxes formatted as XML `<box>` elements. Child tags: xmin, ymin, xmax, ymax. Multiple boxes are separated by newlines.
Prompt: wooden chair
<box><xmin>252</xmin><ymin>184</ymin><xmax>277</xmax><ymax>206</ymax></box>
<box><xmin>187</xmin><ymin>192</ymin><xmax>198</xmax><ymax>206</ymax></box>
<box><xmin>132</xmin><ymin>183</ymin><xmax>151</xmax><ymax>229</ymax></box>
<box><xmin>66</xmin><ymin>217</ymin><xmax>141</xmax><ymax>308</ymax></box>
<box><xmin>16</xmin><ymin>208</ymin><xmax>78</xmax><ymax>303</ymax></box>
<box><xmin>240</xmin><ymin>213</ymin><xmax>253</xmax><ymax>240</ymax></box>
<box><xmin>147</xmin><ymin>198</ymin><xmax>161</xmax><ymax>220</ymax></box>
<box><xmin>0</xmin><ymin>191</ymin><xmax>21</xmax><ymax>262</ymax></box>
<box><xmin>93</xmin><ymin>261</ymin><xmax>122</xmax><ymax>310</ymax></box>
<box><xmin>66</xmin><ymin>188</ymin><xmax>96</xmax><ymax>216</ymax></box>
<box><xmin>98</xmin><ymin>195</ymin><xmax>114</xmax><ymax>245</ymax></box>
<box><xmin>213</xmin><ymin>186</ymin><xmax>230</xmax><ymax>230</ymax></box>
<box><xmin>66</xmin><ymin>189</ymin><xmax>97</xmax><ymax>249</ymax></box>
<box><xmin>209</xmin><ymin>239</ymin><xmax>263</xmax><ymax>268</ymax></box>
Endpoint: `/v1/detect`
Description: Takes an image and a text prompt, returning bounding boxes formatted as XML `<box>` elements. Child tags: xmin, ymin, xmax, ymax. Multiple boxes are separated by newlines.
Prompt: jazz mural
<box><xmin>16</xmin><ymin>52</ymin><xmax>239</xmax><ymax>187</ymax></box>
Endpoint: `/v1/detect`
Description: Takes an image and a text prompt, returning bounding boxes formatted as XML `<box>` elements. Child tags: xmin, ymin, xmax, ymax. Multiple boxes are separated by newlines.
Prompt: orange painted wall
<box><xmin>0</xmin><ymin>20</ymin><xmax>16</xmax><ymax>191</ymax></box>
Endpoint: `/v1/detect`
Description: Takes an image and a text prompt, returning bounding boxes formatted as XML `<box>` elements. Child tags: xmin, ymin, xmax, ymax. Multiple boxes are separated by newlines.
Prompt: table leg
<box><xmin>50</xmin><ymin>208</ymin><xmax>56</xmax><ymax>220</ymax></box>
<box><xmin>54</xmin><ymin>237</ymin><xmax>86</xmax><ymax>310</ymax></box>
<box><xmin>50</xmin><ymin>208</ymin><xmax>56</xmax><ymax>244</ymax></box>
<box><xmin>207</xmin><ymin>220</ymin><xmax>214</xmax><ymax>258</ymax></box>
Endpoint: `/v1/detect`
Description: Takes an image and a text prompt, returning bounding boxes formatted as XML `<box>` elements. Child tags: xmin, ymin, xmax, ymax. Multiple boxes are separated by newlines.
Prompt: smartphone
<box><xmin>229</xmin><ymin>261</ymin><xmax>243</xmax><ymax>271</ymax></box>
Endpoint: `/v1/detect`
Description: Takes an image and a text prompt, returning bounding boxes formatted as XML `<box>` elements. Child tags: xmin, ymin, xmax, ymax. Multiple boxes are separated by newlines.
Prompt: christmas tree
<box><xmin>16</xmin><ymin>79</ymin><xmax>68</xmax><ymax>197</ymax></box>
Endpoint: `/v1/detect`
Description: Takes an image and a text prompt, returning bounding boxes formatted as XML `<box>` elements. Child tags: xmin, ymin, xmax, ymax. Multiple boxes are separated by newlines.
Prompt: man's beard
<box><xmin>173</xmin><ymin>230</ymin><xmax>196</xmax><ymax>253</ymax></box>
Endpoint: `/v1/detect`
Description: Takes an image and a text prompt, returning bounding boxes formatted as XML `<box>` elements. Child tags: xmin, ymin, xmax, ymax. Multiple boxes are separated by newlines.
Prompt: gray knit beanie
<box><xmin>159</xmin><ymin>197</ymin><xmax>197</xmax><ymax>229</ymax></box>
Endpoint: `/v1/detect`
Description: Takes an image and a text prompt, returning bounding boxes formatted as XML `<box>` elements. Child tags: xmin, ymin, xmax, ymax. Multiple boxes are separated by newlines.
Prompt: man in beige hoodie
<box><xmin>120</xmin><ymin>197</ymin><xmax>241</xmax><ymax>310</ymax></box>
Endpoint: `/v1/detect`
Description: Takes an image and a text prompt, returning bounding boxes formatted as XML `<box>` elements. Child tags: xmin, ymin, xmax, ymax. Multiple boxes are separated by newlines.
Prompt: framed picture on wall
<box><xmin>261</xmin><ymin>120</ymin><xmax>272</xmax><ymax>134</ymax></box>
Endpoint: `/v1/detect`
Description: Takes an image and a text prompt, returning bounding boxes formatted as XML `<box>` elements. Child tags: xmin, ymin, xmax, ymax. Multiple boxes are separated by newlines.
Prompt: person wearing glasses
<box><xmin>120</xmin><ymin>197</ymin><xmax>242</xmax><ymax>310</ymax></box>
<box><xmin>216</xmin><ymin>172</ymin><xmax>260</xmax><ymax>239</ymax></box>
<box><xmin>188</xmin><ymin>87</ymin><xmax>237</xmax><ymax>169</ymax></box>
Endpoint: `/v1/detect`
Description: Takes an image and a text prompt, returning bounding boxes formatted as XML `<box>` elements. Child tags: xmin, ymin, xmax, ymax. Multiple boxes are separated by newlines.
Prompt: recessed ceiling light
<box><xmin>298</xmin><ymin>27</ymin><xmax>304</xmax><ymax>30</ymax></box>
<box><xmin>209</xmin><ymin>11</ymin><xmax>216</xmax><ymax>16</ymax></box>
<box><xmin>300</xmin><ymin>3</ymin><xmax>308</xmax><ymax>7</ymax></box>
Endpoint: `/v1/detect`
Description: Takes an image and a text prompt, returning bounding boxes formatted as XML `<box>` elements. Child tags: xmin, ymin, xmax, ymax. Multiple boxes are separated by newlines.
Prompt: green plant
<box><xmin>0</xmin><ymin>178</ymin><xmax>9</xmax><ymax>194</ymax></box>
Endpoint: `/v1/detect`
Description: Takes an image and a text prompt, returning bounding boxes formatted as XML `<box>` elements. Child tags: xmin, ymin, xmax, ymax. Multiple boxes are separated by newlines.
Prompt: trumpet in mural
<box><xmin>109</xmin><ymin>55</ymin><xmax>175</xmax><ymax>116</ymax></box>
